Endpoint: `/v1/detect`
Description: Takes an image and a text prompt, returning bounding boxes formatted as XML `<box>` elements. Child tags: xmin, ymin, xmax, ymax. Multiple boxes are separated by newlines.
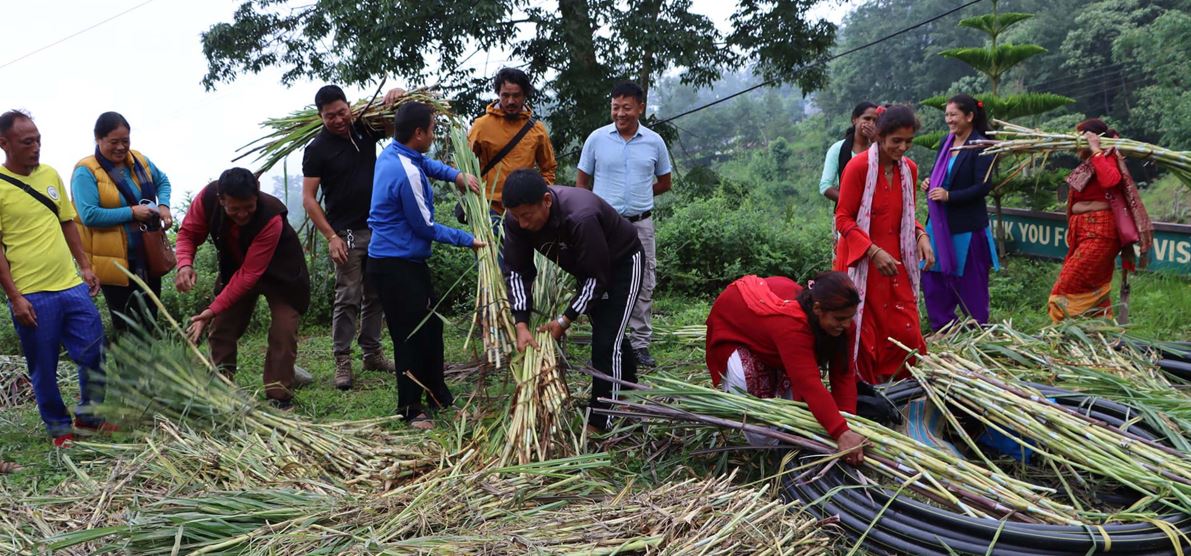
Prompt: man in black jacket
<box><xmin>501</xmin><ymin>169</ymin><xmax>643</xmax><ymax>431</ymax></box>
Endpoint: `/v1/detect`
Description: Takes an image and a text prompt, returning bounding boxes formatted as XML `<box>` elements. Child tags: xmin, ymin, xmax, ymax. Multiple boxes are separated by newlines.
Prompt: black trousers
<box><xmin>368</xmin><ymin>257</ymin><xmax>452</xmax><ymax>420</ymax></box>
<box><xmin>588</xmin><ymin>248</ymin><xmax>644</xmax><ymax>430</ymax></box>
<box><xmin>100</xmin><ymin>262</ymin><xmax>161</xmax><ymax>336</ymax></box>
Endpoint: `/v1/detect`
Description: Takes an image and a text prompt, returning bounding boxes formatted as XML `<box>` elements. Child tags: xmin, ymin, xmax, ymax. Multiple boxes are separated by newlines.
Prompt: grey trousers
<box><xmin>332</xmin><ymin>228</ymin><xmax>385</xmax><ymax>358</ymax></box>
<box><xmin>628</xmin><ymin>217</ymin><xmax>656</xmax><ymax>351</ymax></box>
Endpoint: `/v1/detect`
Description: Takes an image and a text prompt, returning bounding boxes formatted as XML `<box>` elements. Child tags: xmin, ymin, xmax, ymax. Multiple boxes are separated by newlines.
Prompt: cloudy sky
<box><xmin>1</xmin><ymin>0</ymin><xmax>856</xmax><ymax>206</ymax></box>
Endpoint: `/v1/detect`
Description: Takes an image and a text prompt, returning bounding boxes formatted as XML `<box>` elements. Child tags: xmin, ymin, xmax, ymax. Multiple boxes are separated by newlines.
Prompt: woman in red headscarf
<box><xmin>834</xmin><ymin>105</ymin><xmax>934</xmax><ymax>384</ymax></box>
<box><xmin>705</xmin><ymin>271</ymin><xmax>866</xmax><ymax>465</ymax></box>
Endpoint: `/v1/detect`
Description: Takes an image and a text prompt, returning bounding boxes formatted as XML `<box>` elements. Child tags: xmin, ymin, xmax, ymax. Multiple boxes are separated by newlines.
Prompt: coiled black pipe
<box><xmin>782</xmin><ymin>382</ymin><xmax>1191</xmax><ymax>555</ymax></box>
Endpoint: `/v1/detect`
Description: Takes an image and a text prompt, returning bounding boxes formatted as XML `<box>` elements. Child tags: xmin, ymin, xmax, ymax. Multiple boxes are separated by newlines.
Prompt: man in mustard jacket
<box><xmin>467</xmin><ymin>68</ymin><xmax>557</xmax><ymax>213</ymax></box>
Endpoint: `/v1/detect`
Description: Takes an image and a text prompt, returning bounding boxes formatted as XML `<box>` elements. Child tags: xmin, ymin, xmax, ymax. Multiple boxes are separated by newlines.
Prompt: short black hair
<box><xmin>876</xmin><ymin>104</ymin><xmax>921</xmax><ymax>136</ymax></box>
<box><xmin>502</xmin><ymin>169</ymin><xmax>550</xmax><ymax>208</ymax></box>
<box><xmin>610</xmin><ymin>81</ymin><xmax>645</xmax><ymax>104</ymax></box>
<box><xmin>94</xmin><ymin>111</ymin><xmax>130</xmax><ymax>139</ymax></box>
<box><xmin>394</xmin><ymin>102</ymin><xmax>435</xmax><ymax>144</ymax></box>
<box><xmin>217</xmin><ymin>167</ymin><xmax>260</xmax><ymax>199</ymax></box>
<box><xmin>315</xmin><ymin>85</ymin><xmax>348</xmax><ymax>112</ymax></box>
<box><xmin>493</xmin><ymin>67</ymin><xmax>534</xmax><ymax>97</ymax></box>
<box><xmin>0</xmin><ymin>109</ymin><xmax>32</xmax><ymax>136</ymax></box>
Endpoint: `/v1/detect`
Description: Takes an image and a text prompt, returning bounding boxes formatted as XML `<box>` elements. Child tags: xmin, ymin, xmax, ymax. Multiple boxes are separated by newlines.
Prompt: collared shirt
<box><xmin>0</xmin><ymin>164</ymin><xmax>82</xmax><ymax>294</ymax></box>
<box><xmin>303</xmin><ymin>120</ymin><xmax>383</xmax><ymax>232</ymax></box>
<box><xmin>503</xmin><ymin>186</ymin><xmax>642</xmax><ymax>323</ymax></box>
<box><xmin>577</xmin><ymin>122</ymin><xmax>672</xmax><ymax>216</ymax></box>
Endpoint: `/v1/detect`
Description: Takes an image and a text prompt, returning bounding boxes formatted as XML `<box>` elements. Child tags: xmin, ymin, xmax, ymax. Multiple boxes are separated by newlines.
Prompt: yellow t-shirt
<box><xmin>0</xmin><ymin>164</ymin><xmax>82</xmax><ymax>294</ymax></box>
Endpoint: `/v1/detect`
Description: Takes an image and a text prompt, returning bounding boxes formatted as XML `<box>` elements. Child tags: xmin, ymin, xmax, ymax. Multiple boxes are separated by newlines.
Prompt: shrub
<box><xmin>655</xmin><ymin>193</ymin><xmax>833</xmax><ymax>295</ymax></box>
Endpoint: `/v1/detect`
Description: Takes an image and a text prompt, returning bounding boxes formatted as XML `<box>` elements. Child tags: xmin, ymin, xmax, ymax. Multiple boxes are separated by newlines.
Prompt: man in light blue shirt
<box><xmin>577</xmin><ymin>82</ymin><xmax>672</xmax><ymax>367</ymax></box>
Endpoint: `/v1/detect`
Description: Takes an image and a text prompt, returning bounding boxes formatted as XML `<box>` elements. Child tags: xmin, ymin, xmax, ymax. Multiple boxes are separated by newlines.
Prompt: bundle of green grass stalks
<box><xmin>908</xmin><ymin>350</ymin><xmax>1191</xmax><ymax>518</ymax></box>
<box><xmin>235</xmin><ymin>87</ymin><xmax>454</xmax><ymax>172</ymax></box>
<box><xmin>933</xmin><ymin>320</ymin><xmax>1191</xmax><ymax>449</ymax></box>
<box><xmin>44</xmin><ymin>456</ymin><xmax>832</xmax><ymax>555</ymax></box>
<box><xmin>961</xmin><ymin>120</ymin><xmax>1191</xmax><ymax>184</ymax></box>
<box><xmin>447</xmin><ymin>123</ymin><xmax>517</xmax><ymax>368</ymax></box>
<box><xmin>98</xmin><ymin>315</ymin><xmax>444</xmax><ymax>490</ymax></box>
<box><xmin>500</xmin><ymin>253</ymin><xmax>577</xmax><ymax>465</ymax></box>
<box><xmin>606</xmin><ymin>365</ymin><xmax>1191</xmax><ymax>529</ymax></box>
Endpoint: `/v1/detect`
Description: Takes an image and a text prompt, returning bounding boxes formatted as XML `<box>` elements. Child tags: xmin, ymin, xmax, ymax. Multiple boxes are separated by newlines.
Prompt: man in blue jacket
<box><xmin>367</xmin><ymin>101</ymin><xmax>483</xmax><ymax>429</ymax></box>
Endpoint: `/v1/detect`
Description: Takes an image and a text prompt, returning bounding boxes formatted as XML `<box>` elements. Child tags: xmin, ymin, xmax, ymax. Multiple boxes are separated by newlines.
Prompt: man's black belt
<box><xmin>625</xmin><ymin>210</ymin><xmax>652</xmax><ymax>223</ymax></box>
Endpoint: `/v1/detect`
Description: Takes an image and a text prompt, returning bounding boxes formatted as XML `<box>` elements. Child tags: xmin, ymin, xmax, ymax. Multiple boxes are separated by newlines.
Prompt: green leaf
<box><xmin>913</xmin><ymin>130</ymin><xmax>948</xmax><ymax>150</ymax></box>
<box><xmin>938</xmin><ymin>44</ymin><xmax>1047</xmax><ymax>76</ymax></box>
<box><xmin>957</xmin><ymin>13</ymin><xmax>1034</xmax><ymax>37</ymax></box>
<box><xmin>920</xmin><ymin>95</ymin><xmax>948</xmax><ymax>111</ymax></box>
<box><xmin>986</xmin><ymin>92</ymin><xmax>1075</xmax><ymax>120</ymax></box>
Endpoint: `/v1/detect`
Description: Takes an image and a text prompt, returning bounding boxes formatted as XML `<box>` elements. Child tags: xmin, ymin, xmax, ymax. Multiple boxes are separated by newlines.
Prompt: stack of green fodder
<box><xmin>908</xmin><ymin>351</ymin><xmax>1191</xmax><ymax>518</ymax></box>
<box><xmin>43</xmin><ymin>455</ymin><xmax>833</xmax><ymax>555</ymax></box>
<box><xmin>605</xmin><ymin>365</ymin><xmax>1191</xmax><ymax>530</ymax></box>
<box><xmin>501</xmin><ymin>252</ymin><xmax>576</xmax><ymax>465</ymax></box>
<box><xmin>962</xmin><ymin>119</ymin><xmax>1191</xmax><ymax>184</ymax></box>
<box><xmin>605</xmin><ymin>375</ymin><xmax>1093</xmax><ymax>524</ymax></box>
<box><xmin>447</xmin><ymin>122</ymin><xmax>516</xmax><ymax>368</ymax></box>
<box><xmin>234</xmin><ymin>87</ymin><xmax>454</xmax><ymax>173</ymax></box>
<box><xmin>933</xmin><ymin>320</ymin><xmax>1191</xmax><ymax>450</ymax></box>
<box><xmin>98</xmin><ymin>327</ymin><xmax>445</xmax><ymax>489</ymax></box>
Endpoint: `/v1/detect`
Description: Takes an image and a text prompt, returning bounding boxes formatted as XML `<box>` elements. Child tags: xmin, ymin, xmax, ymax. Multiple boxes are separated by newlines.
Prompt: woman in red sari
<box><xmin>834</xmin><ymin>105</ymin><xmax>934</xmax><ymax>383</ymax></box>
<box><xmin>1048</xmin><ymin>119</ymin><xmax>1153</xmax><ymax>322</ymax></box>
<box><xmin>706</xmin><ymin>271</ymin><xmax>866</xmax><ymax>465</ymax></box>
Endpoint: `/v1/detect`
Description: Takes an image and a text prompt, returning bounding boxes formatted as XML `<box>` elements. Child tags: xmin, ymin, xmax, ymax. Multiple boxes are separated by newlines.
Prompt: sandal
<box><xmin>409</xmin><ymin>413</ymin><xmax>434</xmax><ymax>430</ymax></box>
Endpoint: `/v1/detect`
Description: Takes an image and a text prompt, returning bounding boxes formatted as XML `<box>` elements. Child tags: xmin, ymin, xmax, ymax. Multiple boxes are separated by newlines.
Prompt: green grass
<box><xmin>0</xmin><ymin>257</ymin><xmax>1186</xmax><ymax>496</ymax></box>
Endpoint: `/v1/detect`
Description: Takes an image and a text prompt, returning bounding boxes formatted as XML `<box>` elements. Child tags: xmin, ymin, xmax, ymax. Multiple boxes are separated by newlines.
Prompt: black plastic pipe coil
<box><xmin>782</xmin><ymin>381</ymin><xmax>1191</xmax><ymax>555</ymax></box>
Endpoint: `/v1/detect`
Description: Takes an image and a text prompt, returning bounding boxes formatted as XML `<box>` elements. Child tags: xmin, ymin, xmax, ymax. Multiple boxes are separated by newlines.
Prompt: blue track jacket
<box><xmin>368</xmin><ymin>142</ymin><xmax>474</xmax><ymax>261</ymax></box>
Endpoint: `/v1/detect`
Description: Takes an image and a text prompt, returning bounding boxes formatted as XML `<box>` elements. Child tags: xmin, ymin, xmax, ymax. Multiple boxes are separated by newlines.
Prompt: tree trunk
<box><xmin>556</xmin><ymin>0</ymin><xmax>608</xmax><ymax>148</ymax></box>
<box><xmin>635</xmin><ymin>0</ymin><xmax>663</xmax><ymax>101</ymax></box>
<box><xmin>558</xmin><ymin>0</ymin><xmax>601</xmax><ymax>80</ymax></box>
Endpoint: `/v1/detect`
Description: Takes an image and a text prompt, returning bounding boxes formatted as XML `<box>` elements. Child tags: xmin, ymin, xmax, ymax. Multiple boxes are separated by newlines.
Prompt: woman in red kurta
<box><xmin>706</xmin><ymin>271</ymin><xmax>866</xmax><ymax>465</ymax></box>
<box><xmin>1048</xmin><ymin>119</ymin><xmax>1153</xmax><ymax>322</ymax></box>
<box><xmin>833</xmin><ymin>105</ymin><xmax>934</xmax><ymax>384</ymax></box>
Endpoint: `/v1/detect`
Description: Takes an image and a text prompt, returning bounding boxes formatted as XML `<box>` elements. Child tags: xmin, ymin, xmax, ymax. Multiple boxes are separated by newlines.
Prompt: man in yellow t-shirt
<box><xmin>0</xmin><ymin>110</ymin><xmax>105</xmax><ymax>448</ymax></box>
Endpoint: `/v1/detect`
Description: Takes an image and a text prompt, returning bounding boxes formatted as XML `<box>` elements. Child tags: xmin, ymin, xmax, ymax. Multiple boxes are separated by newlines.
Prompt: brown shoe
<box><xmin>334</xmin><ymin>356</ymin><xmax>354</xmax><ymax>391</ymax></box>
<box><xmin>362</xmin><ymin>352</ymin><xmax>395</xmax><ymax>373</ymax></box>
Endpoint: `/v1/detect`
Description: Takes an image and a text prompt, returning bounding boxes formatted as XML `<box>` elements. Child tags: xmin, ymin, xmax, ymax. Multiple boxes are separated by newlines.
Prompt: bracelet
<box><xmin>556</xmin><ymin>316</ymin><xmax>569</xmax><ymax>329</ymax></box>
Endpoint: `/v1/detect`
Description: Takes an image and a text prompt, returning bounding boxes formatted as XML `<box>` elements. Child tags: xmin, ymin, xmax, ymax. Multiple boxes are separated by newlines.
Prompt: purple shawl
<box><xmin>927</xmin><ymin>134</ymin><xmax>957</xmax><ymax>275</ymax></box>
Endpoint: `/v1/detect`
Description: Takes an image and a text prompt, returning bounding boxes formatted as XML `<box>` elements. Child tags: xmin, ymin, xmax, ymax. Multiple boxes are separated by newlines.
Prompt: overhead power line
<box><xmin>655</xmin><ymin>0</ymin><xmax>987</xmax><ymax>125</ymax></box>
<box><xmin>0</xmin><ymin>0</ymin><xmax>160</xmax><ymax>71</ymax></box>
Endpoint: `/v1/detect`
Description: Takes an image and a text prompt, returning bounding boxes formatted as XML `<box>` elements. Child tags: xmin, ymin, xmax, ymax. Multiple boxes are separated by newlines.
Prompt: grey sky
<box><xmin>1</xmin><ymin>0</ymin><xmax>856</xmax><ymax>206</ymax></box>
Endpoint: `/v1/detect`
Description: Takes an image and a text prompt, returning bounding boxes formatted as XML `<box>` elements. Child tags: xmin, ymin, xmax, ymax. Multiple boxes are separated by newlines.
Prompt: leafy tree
<box><xmin>916</xmin><ymin>0</ymin><xmax>1074</xmax><ymax>255</ymax></box>
<box><xmin>815</xmin><ymin>0</ymin><xmax>975</xmax><ymax>117</ymax></box>
<box><xmin>200</xmin><ymin>0</ymin><xmax>836</xmax><ymax>153</ymax></box>
<box><xmin>1106</xmin><ymin>7</ymin><xmax>1191</xmax><ymax>150</ymax></box>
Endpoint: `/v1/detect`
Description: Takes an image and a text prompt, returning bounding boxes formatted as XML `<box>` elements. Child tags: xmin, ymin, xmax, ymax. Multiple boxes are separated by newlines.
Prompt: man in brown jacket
<box><xmin>468</xmin><ymin>68</ymin><xmax>557</xmax><ymax>213</ymax></box>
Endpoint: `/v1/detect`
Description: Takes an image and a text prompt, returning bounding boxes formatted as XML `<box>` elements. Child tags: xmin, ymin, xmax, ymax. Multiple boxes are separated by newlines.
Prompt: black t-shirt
<box><xmin>302</xmin><ymin>120</ymin><xmax>383</xmax><ymax>232</ymax></box>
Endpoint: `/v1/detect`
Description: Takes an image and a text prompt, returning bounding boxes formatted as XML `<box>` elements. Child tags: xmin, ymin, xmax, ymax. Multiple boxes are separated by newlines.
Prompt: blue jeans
<box><xmin>9</xmin><ymin>284</ymin><xmax>105</xmax><ymax>436</ymax></box>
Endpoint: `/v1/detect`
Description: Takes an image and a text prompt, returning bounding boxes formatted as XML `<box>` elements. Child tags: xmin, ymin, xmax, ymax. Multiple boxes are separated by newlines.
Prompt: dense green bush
<box><xmin>655</xmin><ymin>192</ymin><xmax>834</xmax><ymax>296</ymax></box>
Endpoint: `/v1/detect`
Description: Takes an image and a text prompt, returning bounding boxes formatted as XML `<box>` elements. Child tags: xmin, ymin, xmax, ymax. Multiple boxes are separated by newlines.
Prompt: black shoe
<box><xmin>634</xmin><ymin>348</ymin><xmax>656</xmax><ymax>368</ymax></box>
<box><xmin>268</xmin><ymin>398</ymin><xmax>294</xmax><ymax>411</ymax></box>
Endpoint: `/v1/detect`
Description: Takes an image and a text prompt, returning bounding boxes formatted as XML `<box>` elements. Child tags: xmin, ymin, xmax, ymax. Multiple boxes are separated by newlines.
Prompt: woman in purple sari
<box><xmin>921</xmin><ymin>94</ymin><xmax>1000</xmax><ymax>330</ymax></box>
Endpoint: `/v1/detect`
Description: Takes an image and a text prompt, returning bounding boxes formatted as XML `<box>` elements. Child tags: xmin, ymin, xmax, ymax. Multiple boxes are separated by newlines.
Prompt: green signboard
<box><xmin>990</xmin><ymin>208</ymin><xmax>1191</xmax><ymax>273</ymax></box>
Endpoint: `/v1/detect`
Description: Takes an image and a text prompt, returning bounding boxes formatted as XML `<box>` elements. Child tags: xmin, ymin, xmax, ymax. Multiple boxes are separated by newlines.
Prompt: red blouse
<box><xmin>1069</xmin><ymin>153</ymin><xmax>1122</xmax><ymax>204</ymax></box>
<box><xmin>705</xmin><ymin>276</ymin><xmax>858</xmax><ymax>439</ymax></box>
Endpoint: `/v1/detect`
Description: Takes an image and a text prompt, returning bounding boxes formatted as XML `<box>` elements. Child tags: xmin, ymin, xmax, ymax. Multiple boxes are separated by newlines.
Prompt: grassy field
<box><xmin>0</xmin><ymin>257</ymin><xmax>1186</xmax><ymax>534</ymax></box>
